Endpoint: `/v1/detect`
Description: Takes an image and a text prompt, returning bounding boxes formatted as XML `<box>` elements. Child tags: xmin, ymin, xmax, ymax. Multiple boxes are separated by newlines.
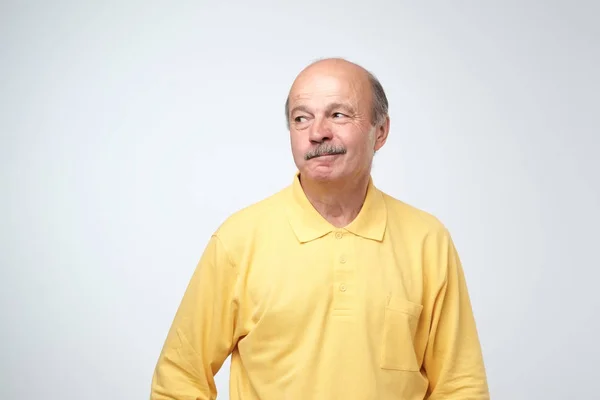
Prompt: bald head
<box><xmin>285</xmin><ymin>58</ymin><xmax>388</xmax><ymax>128</ymax></box>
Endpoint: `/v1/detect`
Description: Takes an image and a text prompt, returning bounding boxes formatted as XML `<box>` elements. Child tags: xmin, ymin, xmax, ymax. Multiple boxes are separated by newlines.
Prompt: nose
<box><xmin>308</xmin><ymin>117</ymin><xmax>333</xmax><ymax>144</ymax></box>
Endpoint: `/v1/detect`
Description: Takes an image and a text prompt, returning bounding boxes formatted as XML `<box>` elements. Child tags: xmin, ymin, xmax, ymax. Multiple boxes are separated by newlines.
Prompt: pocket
<box><xmin>380</xmin><ymin>295</ymin><xmax>423</xmax><ymax>371</ymax></box>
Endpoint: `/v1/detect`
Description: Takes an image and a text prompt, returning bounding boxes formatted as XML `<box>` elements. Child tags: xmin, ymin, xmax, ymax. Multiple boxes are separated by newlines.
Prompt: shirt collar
<box><xmin>286</xmin><ymin>172</ymin><xmax>387</xmax><ymax>243</ymax></box>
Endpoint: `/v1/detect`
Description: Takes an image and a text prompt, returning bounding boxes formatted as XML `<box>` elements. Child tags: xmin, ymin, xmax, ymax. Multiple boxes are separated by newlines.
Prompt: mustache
<box><xmin>304</xmin><ymin>144</ymin><xmax>347</xmax><ymax>160</ymax></box>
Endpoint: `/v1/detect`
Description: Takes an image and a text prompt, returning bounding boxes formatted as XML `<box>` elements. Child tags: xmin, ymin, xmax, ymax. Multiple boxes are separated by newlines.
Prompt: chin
<box><xmin>302</xmin><ymin>166</ymin><xmax>345</xmax><ymax>183</ymax></box>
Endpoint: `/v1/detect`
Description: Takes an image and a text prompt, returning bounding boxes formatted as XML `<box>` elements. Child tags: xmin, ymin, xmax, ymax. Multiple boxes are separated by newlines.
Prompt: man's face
<box><xmin>287</xmin><ymin>63</ymin><xmax>387</xmax><ymax>184</ymax></box>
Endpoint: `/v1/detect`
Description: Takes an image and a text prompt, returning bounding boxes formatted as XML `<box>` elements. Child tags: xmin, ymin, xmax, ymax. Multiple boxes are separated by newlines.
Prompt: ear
<box><xmin>373</xmin><ymin>115</ymin><xmax>390</xmax><ymax>152</ymax></box>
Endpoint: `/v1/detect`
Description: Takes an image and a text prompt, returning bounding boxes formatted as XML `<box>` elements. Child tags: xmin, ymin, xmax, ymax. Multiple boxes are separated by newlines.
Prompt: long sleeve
<box><xmin>423</xmin><ymin>229</ymin><xmax>490</xmax><ymax>399</ymax></box>
<box><xmin>150</xmin><ymin>234</ymin><xmax>239</xmax><ymax>400</ymax></box>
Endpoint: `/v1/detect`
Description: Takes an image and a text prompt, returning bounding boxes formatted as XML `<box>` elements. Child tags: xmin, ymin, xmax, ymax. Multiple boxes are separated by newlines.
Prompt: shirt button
<box><xmin>335</xmin><ymin>232</ymin><xmax>343</xmax><ymax>239</ymax></box>
<box><xmin>339</xmin><ymin>256</ymin><xmax>347</xmax><ymax>264</ymax></box>
<box><xmin>339</xmin><ymin>283</ymin><xmax>347</xmax><ymax>292</ymax></box>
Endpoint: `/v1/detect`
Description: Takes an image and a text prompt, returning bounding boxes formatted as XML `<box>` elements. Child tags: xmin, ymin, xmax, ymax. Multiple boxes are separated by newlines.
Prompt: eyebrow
<box><xmin>290</xmin><ymin>105</ymin><xmax>312</xmax><ymax>116</ymax></box>
<box><xmin>289</xmin><ymin>102</ymin><xmax>356</xmax><ymax>117</ymax></box>
<box><xmin>325</xmin><ymin>102</ymin><xmax>356</xmax><ymax>115</ymax></box>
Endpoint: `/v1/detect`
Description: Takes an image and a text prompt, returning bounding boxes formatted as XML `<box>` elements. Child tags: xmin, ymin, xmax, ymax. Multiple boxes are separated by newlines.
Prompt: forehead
<box><xmin>289</xmin><ymin>67</ymin><xmax>371</xmax><ymax>110</ymax></box>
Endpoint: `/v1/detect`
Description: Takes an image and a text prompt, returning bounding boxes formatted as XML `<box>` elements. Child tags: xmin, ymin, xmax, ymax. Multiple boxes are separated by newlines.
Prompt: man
<box><xmin>150</xmin><ymin>58</ymin><xmax>490</xmax><ymax>399</ymax></box>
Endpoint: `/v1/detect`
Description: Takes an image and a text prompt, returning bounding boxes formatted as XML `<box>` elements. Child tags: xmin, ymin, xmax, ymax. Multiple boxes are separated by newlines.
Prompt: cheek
<box><xmin>345</xmin><ymin>131</ymin><xmax>373</xmax><ymax>153</ymax></box>
<box><xmin>290</xmin><ymin>133</ymin><xmax>307</xmax><ymax>158</ymax></box>
<box><xmin>346</xmin><ymin>133</ymin><xmax>375</xmax><ymax>165</ymax></box>
<box><xmin>290</xmin><ymin>131</ymin><xmax>302</xmax><ymax>148</ymax></box>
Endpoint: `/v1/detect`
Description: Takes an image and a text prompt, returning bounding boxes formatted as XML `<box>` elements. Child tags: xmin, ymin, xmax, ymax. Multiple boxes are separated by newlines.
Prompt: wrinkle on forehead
<box><xmin>288</xmin><ymin>60</ymin><xmax>372</xmax><ymax>117</ymax></box>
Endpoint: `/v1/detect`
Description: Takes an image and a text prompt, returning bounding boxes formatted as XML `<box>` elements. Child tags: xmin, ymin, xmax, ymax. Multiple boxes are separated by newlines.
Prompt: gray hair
<box><xmin>284</xmin><ymin>69</ymin><xmax>389</xmax><ymax>129</ymax></box>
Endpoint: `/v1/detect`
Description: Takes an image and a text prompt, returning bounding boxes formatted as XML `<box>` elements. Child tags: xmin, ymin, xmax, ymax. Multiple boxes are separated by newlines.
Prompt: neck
<box><xmin>300</xmin><ymin>173</ymin><xmax>371</xmax><ymax>228</ymax></box>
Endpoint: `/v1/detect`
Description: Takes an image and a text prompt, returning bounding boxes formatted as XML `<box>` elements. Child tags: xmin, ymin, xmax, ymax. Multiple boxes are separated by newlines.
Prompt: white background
<box><xmin>1</xmin><ymin>1</ymin><xmax>599</xmax><ymax>399</ymax></box>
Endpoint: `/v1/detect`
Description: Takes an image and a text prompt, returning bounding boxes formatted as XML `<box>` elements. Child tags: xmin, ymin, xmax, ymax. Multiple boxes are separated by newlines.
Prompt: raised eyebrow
<box><xmin>325</xmin><ymin>102</ymin><xmax>355</xmax><ymax>115</ymax></box>
<box><xmin>290</xmin><ymin>105</ymin><xmax>312</xmax><ymax>116</ymax></box>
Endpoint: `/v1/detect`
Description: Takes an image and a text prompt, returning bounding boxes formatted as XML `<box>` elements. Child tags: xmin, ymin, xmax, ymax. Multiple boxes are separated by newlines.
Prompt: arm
<box><xmin>424</xmin><ymin>229</ymin><xmax>490</xmax><ymax>399</ymax></box>
<box><xmin>150</xmin><ymin>234</ymin><xmax>238</xmax><ymax>400</ymax></box>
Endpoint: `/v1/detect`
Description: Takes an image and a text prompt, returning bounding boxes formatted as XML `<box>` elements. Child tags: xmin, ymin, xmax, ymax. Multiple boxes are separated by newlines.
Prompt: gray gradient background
<box><xmin>1</xmin><ymin>1</ymin><xmax>598</xmax><ymax>399</ymax></box>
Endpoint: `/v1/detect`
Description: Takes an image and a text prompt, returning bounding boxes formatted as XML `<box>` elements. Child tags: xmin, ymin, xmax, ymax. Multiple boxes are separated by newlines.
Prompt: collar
<box><xmin>285</xmin><ymin>172</ymin><xmax>388</xmax><ymax>243</ymax></box>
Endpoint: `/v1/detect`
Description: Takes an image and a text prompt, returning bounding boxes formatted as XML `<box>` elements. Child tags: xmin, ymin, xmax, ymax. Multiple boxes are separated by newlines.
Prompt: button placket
<box><xmin>332</xmin><ymin>230</ymin><xmax>355</xmax><ymax>314</ymax></box>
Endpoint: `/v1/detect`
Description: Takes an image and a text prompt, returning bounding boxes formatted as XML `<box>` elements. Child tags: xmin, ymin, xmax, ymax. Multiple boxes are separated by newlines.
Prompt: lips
<box><xmin>310</xmin><ymin>152</ymin><xmax>341</xmax><ymax>160</ymax></box>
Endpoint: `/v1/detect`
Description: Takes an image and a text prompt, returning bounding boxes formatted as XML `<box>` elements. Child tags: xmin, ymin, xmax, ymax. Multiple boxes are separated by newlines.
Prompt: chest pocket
<box><xmin>380</xmin><ymin>295</ymin><xmax>423</xmax><ymax>371</ymax></box>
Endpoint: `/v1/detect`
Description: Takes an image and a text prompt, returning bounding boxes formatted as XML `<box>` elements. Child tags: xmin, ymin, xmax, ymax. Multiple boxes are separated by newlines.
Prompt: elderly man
<box><xmin>151</xmin><ymin>58</ymin><xmax>490</xmax><ymax>399</ymax></box>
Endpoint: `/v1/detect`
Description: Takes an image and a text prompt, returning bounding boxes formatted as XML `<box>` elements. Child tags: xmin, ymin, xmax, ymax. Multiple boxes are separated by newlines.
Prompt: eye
<box><xmin>332</xmin><ymin>112</ymin><xmax>346</xmax><ymax>118</ymax></box>
<box><xmin>294</xmin><ymin>115</ymin><xmax>308</xmax><ymax>123</ymax></box>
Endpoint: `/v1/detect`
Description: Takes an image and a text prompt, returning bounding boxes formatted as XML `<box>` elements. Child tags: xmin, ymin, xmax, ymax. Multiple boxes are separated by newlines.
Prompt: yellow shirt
<box><xmin>151</xmin><ymin>174</ymin><xmax>490</xmax><ymax>400</ymax></box>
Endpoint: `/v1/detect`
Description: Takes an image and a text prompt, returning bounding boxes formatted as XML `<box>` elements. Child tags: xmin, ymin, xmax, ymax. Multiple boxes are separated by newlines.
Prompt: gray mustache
<box><xmin>304</xmin><ymin>144</ymin><xmax>347</xmax><ymax>160</ymax></box>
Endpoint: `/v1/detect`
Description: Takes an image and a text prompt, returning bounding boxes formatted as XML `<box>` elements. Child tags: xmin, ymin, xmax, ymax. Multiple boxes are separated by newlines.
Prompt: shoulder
<box><xmin>212</xmin><ymin>184</ymin><xmax>291</xmax><ymax>246</ymax></box>
<box><xmin>379</xmin><ymin>189</ymin><xmax>459</xmax><ymax>281</ymax></box>
<box><xmin>380</xmin><ymin>189</ymin><xmax>450</xmax><ymax>238</ymax></box>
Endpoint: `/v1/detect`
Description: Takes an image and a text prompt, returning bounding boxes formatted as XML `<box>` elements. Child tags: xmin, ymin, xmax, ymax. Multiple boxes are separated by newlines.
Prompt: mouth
<box><xmin>306</xmin><ymin>152</ymin><xmax>345</xmax><ymax>161</ymax></box>
<box><xmin>313</xmin><ymin>153</ymin><xmax>339</xmax><ymax>159</ymax></box>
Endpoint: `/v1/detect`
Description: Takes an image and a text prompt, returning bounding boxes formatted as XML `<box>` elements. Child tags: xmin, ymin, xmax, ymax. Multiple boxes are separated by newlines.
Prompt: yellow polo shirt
<box><xmin>151</xmin><ymin>174</ymin><xmax>489</xmax><ymax>400</ymax></box>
